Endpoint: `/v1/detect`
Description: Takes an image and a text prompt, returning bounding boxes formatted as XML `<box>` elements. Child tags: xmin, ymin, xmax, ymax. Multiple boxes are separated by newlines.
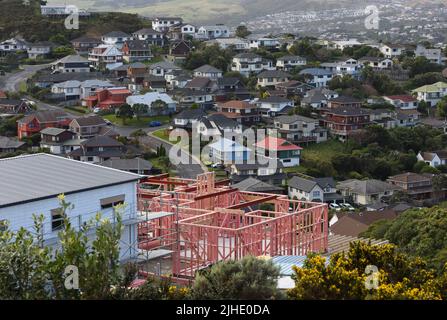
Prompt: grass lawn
<box><xmin>301</xmin><ymin>140</ymin><xmax>348</xmax><ymax>163</ymax></box>
<box><xmin>64</xmin><ymin>105</ymin><xmax>89</xmax><ymax>115</ymax></box>
<box><xmin>104</xmin><ymin>114</ymin><xmax>170</xmax><ymax>127</ymax></box>
<box><xmin>283</xmin><ymin>165</ymin><xmax>308</xmax><ymax>175</ymax></box>
<box><xmin>152</xmin><ymin>128</ymin><xmax>184</xmax><ymax>144</ymax></box>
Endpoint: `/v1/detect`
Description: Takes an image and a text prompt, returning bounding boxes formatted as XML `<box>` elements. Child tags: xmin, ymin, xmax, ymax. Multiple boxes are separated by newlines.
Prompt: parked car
<box><xmin>104</xmin><ymin>119</ymin><xmax>113</xmax><ymax>126</ymax></box>
<box><xmin>329</xmin><ymin>203</ymin><xmax>341</xmax><ymax>211</ymax></box>
<box><xmin>93</xmin><ymin>107</ymin><xmax>101</xmax><ymax>113</ymax></box>
<box><xmin>340</xmin><ymin>203</ymin><xmax>355</xmax><ymax>211</ymax></box>
<box><xmin>149</xmin><ymin>121</ymin><xmax>162</xmax><ymax>127</ymax></box>
<box><xmin>211</xmin><ymin>163</ymin><xmax>224</xmax><ymax>169</ymax></box>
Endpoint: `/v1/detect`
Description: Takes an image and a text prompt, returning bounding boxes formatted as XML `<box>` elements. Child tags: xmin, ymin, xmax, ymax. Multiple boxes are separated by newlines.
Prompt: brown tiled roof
<box><xmin>331</xmin><ymin>209</ymin><xmax>398</xmax><ymax>237</ymax></box>
<box><xmin>219</xmin><ymin>100</ymin><xmax>253</xmax><ymax>109</ymax></box>
<box><xmin>387</xmin><ymin>172</ymin><xmax>432</xmax><ymax>183</ymax></box>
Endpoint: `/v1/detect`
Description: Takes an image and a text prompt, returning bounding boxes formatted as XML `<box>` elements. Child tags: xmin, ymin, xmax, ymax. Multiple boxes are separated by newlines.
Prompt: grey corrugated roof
<box><xmin>288</xmin><ymin>176</ymin><xmax>318</xmax><ymax>192</ymax></box>
<box><xmin>232</xmin><ymin>177</ymin><xmax>283</xmax><ymax>193</ymax></box>
<box><xmin>99</xmin><ymin>158</ymin><xmax>152</xmax><ymax>171</ymax></box>
<box><xmin>0</xmin><ymin>153</ymin><xmax>141</xmax><ymax>208</ymax></box>
<box><xmin>0</xmin><ymin>136</ymin><xmax>26</xmax><ymax>149</ymax></box>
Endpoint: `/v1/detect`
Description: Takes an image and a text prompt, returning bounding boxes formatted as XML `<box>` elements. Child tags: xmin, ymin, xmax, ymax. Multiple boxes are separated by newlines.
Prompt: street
<box><xmin>0</xmin><ymin>64</ymin><xmax>50</xmax><ymax>92</ymax></box>
<box><xmin>139</xmin><ymin>134</ymin><xmax>204</xmax><ymax>179</ymax></box>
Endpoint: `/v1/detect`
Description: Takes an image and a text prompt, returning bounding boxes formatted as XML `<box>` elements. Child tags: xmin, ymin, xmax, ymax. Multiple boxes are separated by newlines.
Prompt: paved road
<box><xmin>0</xmin><ymin>64</ymin><xmax>50</xmax><ymax>92</ymax></box>
<box><xmin>139</xmin><ymin>134</ymin><xmax>204</xmax><ymax>179</ymax></box>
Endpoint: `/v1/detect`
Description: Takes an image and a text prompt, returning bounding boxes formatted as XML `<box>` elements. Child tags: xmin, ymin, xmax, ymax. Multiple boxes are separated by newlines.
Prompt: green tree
<box><xmin>150</xmin><ymin>99</ymin><xmax>167</xmax><ymax>116</ymax></box>
<box><xmin>288</xmin><ymin>242</ymin><xmax>444</xmax><ymax>300</ymax></box>
<box><xmin>116</xmin><ymin>104</ymin><xmax>134</xmax><ymax>125</ymax></box>
<box><xmin>436</xmin><ymin>97</ymin><xmax>447</xmax><ymax>118</ymax></box>
<box><xmin>235</xmin><ymin>25</ymin><xmax>251</xmax><ymax>38</ymax></box>
<box><xmin>132</xmin><ymin>103</ymin><xmax>148</xmax><ymax>120</ymax></box>
<box><xmin>190</xmin><ymin>256</ymin><xmax>281</xmax><ymax>300</ymax></box>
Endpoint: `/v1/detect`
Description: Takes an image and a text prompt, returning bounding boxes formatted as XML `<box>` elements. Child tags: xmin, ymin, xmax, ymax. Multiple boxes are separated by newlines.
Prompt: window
<box><xmin>100</xmin><ymin>194</ymin><xmax>125</xmax><ymax>209</ymax></box>
<box><xmin>51</xmin><ymin>208</ymin><xmax>65</xmax><ymax>232</ymax></box>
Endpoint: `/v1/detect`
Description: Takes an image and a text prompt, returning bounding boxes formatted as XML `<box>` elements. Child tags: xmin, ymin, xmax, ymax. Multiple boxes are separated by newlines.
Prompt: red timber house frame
<box><xmin>135</xmin><ymin>172</ymin><xmax>328</xmax><ymax>283</ymax></box>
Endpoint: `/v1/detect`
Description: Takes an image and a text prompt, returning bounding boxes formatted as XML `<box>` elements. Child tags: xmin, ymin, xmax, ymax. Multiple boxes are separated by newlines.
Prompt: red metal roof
<box><xmin>385</xmin><ymin>95</ymin><xmax>417</xmax><ymax>102</ymax></box>
<box><xmin>255</xmin><ymin>136</ymin><xmax>302</xmax><ymax>151</ymax></box>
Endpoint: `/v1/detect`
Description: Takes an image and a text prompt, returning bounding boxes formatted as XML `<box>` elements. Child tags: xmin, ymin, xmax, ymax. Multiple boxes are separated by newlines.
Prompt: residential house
<box><xmin>330</xmin><ymin>210</ymin><xmax>398</xmax><ymax>237</ymax></box>
<box><xmin>83</xmin><ymin>87</ymin><xmax>131</xmax><ymax>110</ymax></box>
<box><xmin>383</xmin><ymin>95</ymin><xmax>418</xmax><ymax>109</ymax></box>
<box><xmin>415</xmin><ymin>44</ymin><xmax>446</xmax><ymax>64</ymax></box>
<box><xmin>99</xmin><ymin>158</ymin><xmax>153</xmax><ymax>175</ymax></box>
<box><xmin>122</xmin><ymin>40</ymin><xmax>152</xmax><ymax>63</ymax></box>
<box><xmin>358</xmin><ymin>57</ymin><xmax>393</xmax><ymax>69</ymax></box>
<box><xmin>67</xmin><ymin>136</ymin><xmax>124</xmax><ymax>163</ymax></box>
<box><xmin>126</xmin><ymin>62</ymin><xmax>150</xmax><ymax>91</ymax></box>
<box><xmin>215</xmin><ymin>77</ymin><xmax>250</xmax><ymax>101</ymax></box>
<box><xmin>412</xmin><ymin>82</ymin><xmax>447</xmax><ymax>107</ymax></box>
<box><xmin>275</xmin><ymin>81</ymin><xmax>315</xmax><ymax>97</ymax></box>
<box><xmin>79</xmin><ymin>80</ymin><xmax>115</xmax><ymax>99</ymax></box>
<box><xmin>149</xmin><ymin>61</ymin><xmax>182</xmax><ymax>77</ymax></box>
<box><xmin>394</xmin><ymin>109</ymin><xmax>421</xmax><ymax>127</ymax></box>
<box><xmin>0</xmin><ymin>99</ymin><xmax>31</xmax><ymax>116</ymax></box>
<box><xmin>173</xmin><ymin>109</ymin><xmax>207</xmax><ymax>129</ymax></box>
<box><xmin>255</xmin><ymin>136</ymin><xmax>302</xmax><ymax>167</ymax></box>
<box><xmin>196</xmin><ymin>25</ymin><xmax>230</xmax><ymax>39</ymax></box>
<box><xmin>208</xmin><ymin>137</ymin><xmax>251</xmax><ymax>163</ymax></box>
<box><xmin>0</xmin><ymin>153</ymin><xmax>140</xmax><ymax>262</ymax></box>
<box><xmin>152</xmin><ymin>17</ymin><xmax>183</xmax><ymax>33</ymax></box>
<box><xmin>276</xmin><ymin>55</ymin><xmax>307</xmax><ymax>71</ymax></box>
<box><xmin>320</xmin><ymin>107</ymin><xmax>372</xmax><ymax>141</ymax></box>
<box><xmin>185</xmin><ymin>77</ymin><xmax>217</xmax><ymax>92</ymax></box>
<box><xmin>193</xmin><ymin>65</ymin><xmax>223</xmax><ymax>79</ymax></box>
<box><xmin>39</xmin><ymin>127</ymin><xmax>79</xmax><ymax>154</ymax></box>
<box><xmin>337</xmin><ymin>179</ymin><xmax>400</xmax><ymax>205</ymax></box>
<box><xmin>172</xmin><ymin>88</ymin><xmax>214</xmax><ymax>107</ymax></box>
<box><xmin>417</xmin><ymin>150</ymin><xmax>447</xmax><ymax>167</ymax></box>
<box><xmin>52</xmin><ymin>55</ymin><xmax>90</xmax><ymax>73</ymax></box>
<box><xmin>288</xmin><ymin>176</ymin><xmax>341</xmax><ymax>203</ymax></box>
<box><xmin>379</xmin><ymin>44</ymin><xmax>406</xmax><ymax>59</ymax></box>
<box><xmin>164</xmin><ymin>70</ymin><xmax>191</xmax><ymax>89</ymax></box>
<box><xmin>231</xmin><ymin>53</ymin><xmax>275</xmax><ymax>77</ymax></box>
<box><xmin>248</xmin><ymin>36</ymin><xmax>280</xmax><ymax>49</ymax></box>
<box><xmin>132</xmin><ymin>28</ymin><xmax>165</xmax><ymax>46</ymax></box>
<box><xmin>301</xmin><ymin>87</ymin><xmax>339</xmax><ymax>109</ymax></box>
<box><xmin>88</xmin><ymin>44</ymin><xmax>123</xmax><ymax>70</ymax></box>
<box><xmin>17</xmin><ymin>110</ymin><xmax>72</xmax><ymax>139</ymax></box>
<box><xmin>168</xmin><ymin>40</ymin><xmax>192</xmax><ymax>62</ymax></box>
<box><xmin>167</xmin><ymin>24</ymin><xmax>196</xmax><ymax>40</ymax></box>
<box><xmin>387</xmin><ymin>172</ymin><xmax>444</xmax><ymax>203</ymax></box>
<box><xmin>257</xmin><ymin>70</ymin><xmax>291</xmax><ymax>88</ymax></box>
<box><xmin>69</xmin><ymin>115</ymin><xmax>109</xmax><ymax>139</ymax></box>
<box><xmin>0</xmin><ymin>38</ymin><xmax>29</xmax><ymax>52</ymax></box>
<box><xmin>196</xmin><ymin>114</ymin><xmax>243</xmax><ymax>139</ymax></box>
<box><xmin>273</xmin><ymin>115</ymin><xmax>328</xmax><ymax>144</ymax></box>
<box><xmin>205</xmin><ymin>37</ymin><xmax>249</xmax><ymax>50</ymax></box>
<box><xmin>70</xmin><ymin>36</ymin><xmax>101</xmax><ymax>54</ymax></box>
<box><xmin>298</xmin><ymin>68</ymin><xmax>333</xmax><ymax>87</ymax></box>
<box><xmin>101</xmin><ymin>31</ymin><xmax>131</xmax><ymax>48</ymax></box>
<box><xmin>126</xmin><ymin>92</ymin><xmax>177</xmax><ymax>115</ymax></box>
<box><xmin>228</xmin><ymin>158</ymin><xmax>286</xmax><ymax>185</ymax></box>
<box><xmin>51</xmin><ymin>80</ymin><xmax>82</xmax><ymax>100</ymax></box>
<box><xmin>27</xmin><ymin>41</ymin><xmax>53</xmax><ymax>59</ymax></box>
<box><xmin>327</xmin><ymin>96</ymin><xmax>363</xmax><ymax>109</ymax></box>
<box><xmin>143</xmin><ymin>75</ymin><xmax>167</xmax><ymax>93</ymax></box>
<box><xmin>0</xmin><ymin>136</ymin><xmax>26</xmax><ymax>153</ymax></box>
<box><xmin>320</xmin><ymin>58</ymin><xmax>361</xmax><ymax>78</ymax></box>
<box><xmin>256</xmin><ymin>96</ymin><xmax>294</xmax><ymax>118</ymax></box>
<box><xmin>216</xmin><ymin>100</ymin><xmax>259</xmax><ymax>124</ymax></box>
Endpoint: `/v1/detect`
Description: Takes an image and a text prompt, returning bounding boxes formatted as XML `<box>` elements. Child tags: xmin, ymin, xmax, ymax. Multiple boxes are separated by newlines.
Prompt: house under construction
<box><xmin>134</xmin><ymin>172</ymin><xmax>328</xmax><ymax>282</ymax></box>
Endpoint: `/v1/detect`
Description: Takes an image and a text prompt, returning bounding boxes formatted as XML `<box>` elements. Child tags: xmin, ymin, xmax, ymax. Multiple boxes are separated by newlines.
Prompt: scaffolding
<box><xmin>135</xmin><ymin>172</ymin><xmax>328</xmax><ymax>281</ymax></box>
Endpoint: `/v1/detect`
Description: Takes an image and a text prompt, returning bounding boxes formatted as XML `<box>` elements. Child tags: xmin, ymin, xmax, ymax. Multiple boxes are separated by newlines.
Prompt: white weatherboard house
<box><xmin>0</xmin><ymin>154</ymin><xmax>141</xmax><ymax>262</ymax></box>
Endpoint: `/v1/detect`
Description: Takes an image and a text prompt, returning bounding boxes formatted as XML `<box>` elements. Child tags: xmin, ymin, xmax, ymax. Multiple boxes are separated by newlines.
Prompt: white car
<box><xmin>93</xmin><ymin>107</ymin><xmax>101</xmax><ymax>113</ymax></box>
<box><xmin>329</xmin><ymin>203</ymin><xmax>341</xmax><ymax>211</ymax></box>
<box><xmin>340</xmin><ymin>203</ymin><xmax>355</xmax><ymax>211</ymax></box>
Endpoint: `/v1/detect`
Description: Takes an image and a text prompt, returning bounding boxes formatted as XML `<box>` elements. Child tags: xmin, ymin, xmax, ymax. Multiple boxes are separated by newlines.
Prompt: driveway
<box><xmin>139</xmin><ymin>134</ymin><xmax>204</xmax><ymax>179</ymax></box>
<box><xmin>0</xmin><ymin>64</ymin><xmax>51</xmax><ymax>92</ymax></box>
